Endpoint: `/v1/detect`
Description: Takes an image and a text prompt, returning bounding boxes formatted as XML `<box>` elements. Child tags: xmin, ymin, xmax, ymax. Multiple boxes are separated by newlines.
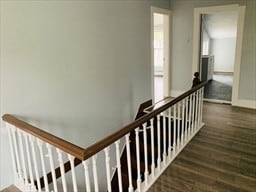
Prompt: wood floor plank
<box><xmin>179</xmin><ymin>147</ymin><xmax>256</xmax><ymax>178</ymax></box>
<box><xmin>198</xmin><ymin>128</ymin><xmax>256</xmax><ymax>147</ymax></box>
<box><xmin>182</xmin><ymin>142</ymin><xmax>256</xmax><ymax>176</ymax></box>
<box><xmin>191</xmin><ymin>137</ymin><xmax>256</xmax><ymax>161</ymax></box>
<box><xmin>199</xmin><ymin>125</ymin><xmax>256</xmax><ymax>142</ymax></box>
<box><xmin>174</xmin><ymin>163</ymin><xmax>251</xmax><ymax>192</ymax></box>
<box><xmin>174</xmin><ymin>157</ymin><xmax>255</xmax><ymax>191</ymax></box>
<box><xmin>149</xmin><ymin>102</ymin><xmax>256</xmax><ymax>192</ymax></box>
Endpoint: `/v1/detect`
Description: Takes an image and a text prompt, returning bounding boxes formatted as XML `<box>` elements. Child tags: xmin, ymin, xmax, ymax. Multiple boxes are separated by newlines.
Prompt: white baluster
<box><xmin>163</xmin><ymin>112</ymin><xmax>167</xmax><ymax>164</ymax></box>
<box><xmin>199</xmin><ymin>89</ymin><xmax>202</xmax><ymax>127</ymax></box>
<box><xmin>37</xmin><ymin>139</ymin><xmax>49</xmax><ymax>192</ymax></box>
<box><xmin>46</xmin><ymin>144</ymin><xmax>58</xmax><ymax>192</ymax></box>
<box><xmin>6</xmin><ymin>124</ymin><xmax>18</xmax><ymax>182</ymax></box>
<box><xmin>143</xmin><ymin>124</ymin><xmax>149</xmax><ymax>185</ymax></box>
<box><xmin>187</xmin><ymin>95</ymin><xmax>191</xmax><ymax>139</ymax></box>
<box><xmin>200</xmin><ymin>87</ymin><xmax>204</xmax><ymax>125</ymax></box>
<box><xmin>104</xmin><ymin>147</ymin><xmax>111</xmax><ymax>192</ymax></box>
<box><xmin>195</xmin><ymin>91</ymin><xmax>199</xmax><ymax>130</ymax></box>
<box><xmin>135</xmin><ymin>128</ymin><xmax>141</xmax><ymax>191</ymax></box>
<box><xmin>168</xmin><ymin>108</ymin><xmax>172</xmax><ymax>160</ymax></box>
<box><xmin>115</xmin><ymin>140</ymin><xmax>123</xmax><ymax>192</ymax></box>
<box><xmin>125</xmin><ymin>134</ymin><xmax>134</xmax><ymax>192</ymax></box>
<box><xmin>157</xmin><ymin>115</ymin><xmax>161</xmax><ymax>172</ymax></box>
<box><xmin>17</xmin><ymin>129</ymin><xmax>28</xmax><ymax>185</ymax></box>
<box><xmin>173</xmin><ymin>105</ymin><xmax>177</xmax><ymax>154</ymax></box>
<box><xmin>181</xmin><ymin>99</ymin><xmax>185</xmax><ymax>146</ymax></box>
<box><xmin>150</xmin><ymin>119</ymin><xmax>155</xmax><ymax>177</ymax></box>
<box><xmin>198</xmin><ymin>91</ymin><xmax>201</xmax><ymax>126</ymax></box>
<box><xmin>197</xmin><ymin>90</ymin><xmax>201</xmax><ymax>128</ymax></box>
<box><xmin>68</xmin><ymin>154</ymin><xmax>78</xmax><ymax>192</ymax></box>
<box><xmin>185</xmin><ymin>97</ymin><xmax>189</xmax><ymax>142</ymax></box>
<box><xmin>194</xmin><ymin>92</ymin><xmax>197</xmax><ymax>131</ymax></box>
<box><xmin>24</xmin><ymin>133</ymin><xmax>34</xmax><ymax>188</ymax></box>
<box><xmin>30</xmin><ymin>135</ymin><xmax>42</xmax><ymax>192</ymax></box>
<box><xmin>198</xmin><ymin>88</ymin><xmax>202</xmax><ymax>126</ymax></box>
<box><xmin>10</xmin><ymin>126</ymin><xmax>22</xmax><ymax>179</ymax></box>
<box><xmin>56</xmin><ymin>149</ymin><xmax>67</xmax><ymax>192</ymax></box>
<box><xmin>177</xmin><ymin>102</ymin><xmax>181</xmax><ymax>150</ymax></box>
<box><xmin>92</xmin><ymin>155</ymin><xmax>99</xmax><ymax>192</ymax></box>
<box><xmin>191</xmin><ymin>92</ymin><xmax>196</xmax><ymax>134</ymax></box>
<box><xmin>191</xmin><ymin>94</ymin><xmax>194</xmax><ymax>135</ymax></box>
<box><xmin>83</xmin><ymin>160</ymin><xmax>91</xmax><ymax>192</ymax></box>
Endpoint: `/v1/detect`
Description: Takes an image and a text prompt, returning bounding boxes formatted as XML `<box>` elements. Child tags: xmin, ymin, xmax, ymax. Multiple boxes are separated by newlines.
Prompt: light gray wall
<box><xmin>170</xmin><ymin>0</ymin><xmax>256</xmax><ymax>100</ymax></box>
<box><xmin>210</xmin><ymin>38</ymin><xmax>236</xmax><ymax>72</ymax></box>
<box><xmin>0</xmin><ymin>0</ymin><xmax>170</xmax><ymax>188</ymax></box>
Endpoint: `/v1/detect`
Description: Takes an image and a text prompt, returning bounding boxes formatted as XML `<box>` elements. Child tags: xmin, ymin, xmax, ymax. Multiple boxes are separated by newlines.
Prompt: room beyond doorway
<box><xmin>192</xmin><ymin>4</ymin><xmax>245</xmax><ymax>105</ymax></box>
<box><xmin>200</xmin><ymin>11</ymin><xmax>238</xmax><ymax>103</ymax></box>
<box><xmin>151</xmin><ymin>7</ymin><xmax>170</xmax><ymax>104</ymax></box>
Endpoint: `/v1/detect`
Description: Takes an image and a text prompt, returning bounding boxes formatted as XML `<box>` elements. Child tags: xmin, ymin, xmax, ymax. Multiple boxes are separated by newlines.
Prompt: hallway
<box><xmin>204</xmin><ymin>74</ymin><xmax>233</xmax><ymax>102</ymax></box>
<box><xmin>149</xmin><ymin>102</ymin><xmax>256</xmax><ymax>191</ymax></box>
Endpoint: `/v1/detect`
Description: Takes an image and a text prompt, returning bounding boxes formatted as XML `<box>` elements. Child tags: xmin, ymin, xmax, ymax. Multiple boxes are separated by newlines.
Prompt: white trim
<box><xmin>203</xmin><ymin>99</ymin><xmax>231</xmax><ymax>105</ymax></box>
<box><xmin>231</xmin><ymin>6</ymin><xmax>246</xmax><ymax>105</ymax></box>
<box><xmin>150</xmin><ymin>7</ymin><xmax>154</xmax><ymax>103</ymax></box>
<box><xmin>163</xmin><ymin>12</ymin><xmax>171</xmax><ymax>99</ymax></box>
<box><xmin>151</xmin><ymin>7</ymin><xmax>171</xmax><ymax>104</ymax></box>
<box><xmin>151</xmin><ymin>7</ymin><xmax>171</xmax><ymax>15</ymax></box>
<box><xmin>232</xmin><ymin>99</ymin><xmax>256</xmax><ymax>109</ymax></box>
<box><xmin>192</xmin><ymin>4</ymin><xmax>246</xmax><ymax>107</ymax></box>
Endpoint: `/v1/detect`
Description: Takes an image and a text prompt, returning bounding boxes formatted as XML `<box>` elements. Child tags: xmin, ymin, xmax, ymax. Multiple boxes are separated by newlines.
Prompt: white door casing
<box><xmin>151</xmin><ymin>7</ymin><xmax>171</xmax><ymax>104</ymax></box>
<box><xmin>192</xmin><ymin>4</ymin><xmax>246</xmax><ymax>105</ymax></box>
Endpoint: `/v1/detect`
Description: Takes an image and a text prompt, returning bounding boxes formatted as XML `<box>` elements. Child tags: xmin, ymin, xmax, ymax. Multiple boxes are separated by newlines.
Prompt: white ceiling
<box><xmin>204</xmin><ymin>11</ymin><xmax>238</xmax><ymax>39</ymax></box>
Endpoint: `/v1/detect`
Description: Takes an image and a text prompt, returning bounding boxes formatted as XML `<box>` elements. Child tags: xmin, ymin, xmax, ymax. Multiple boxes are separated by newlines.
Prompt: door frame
<box><xmin>192</xmin><ymin>4</ymin><xmax>246</xmax><ymax>105</ymax></box>
<box><xmin>151</xmin><ymin>7</ymin><xmax>171</xmax><ymax>104</ymax></box>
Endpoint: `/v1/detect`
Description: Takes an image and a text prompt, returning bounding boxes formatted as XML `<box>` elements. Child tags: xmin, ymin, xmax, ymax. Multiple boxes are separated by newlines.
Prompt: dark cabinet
<box><xmin>201</xmin><ymin>55</ymin><xmax>214</xmax><ymax>81</ymax></box>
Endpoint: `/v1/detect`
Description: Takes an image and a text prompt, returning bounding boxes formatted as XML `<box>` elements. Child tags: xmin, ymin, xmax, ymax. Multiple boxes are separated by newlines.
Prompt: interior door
<box><xmin>151</xmin><ymin>7</ymin><xmax>171</xmax><ymax>104</ymax></box>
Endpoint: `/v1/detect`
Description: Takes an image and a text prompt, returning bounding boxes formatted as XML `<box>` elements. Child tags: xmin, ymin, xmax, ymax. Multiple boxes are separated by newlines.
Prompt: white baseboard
<box><xmin>232</xmin><ymin>99</ymin><xmax>256</xmax><ymax>109</ymax></box>
<box><xmin>204</xmin><ymin>98</ymin><xmax>231</xmax><ymax>104</ymax></box>
<box><xmin>170</xmin><ymin>89</ymin><xmax>185</xmax><ymax>98</ymax></box>
<box><xmin>213</xmin><ymin>71</ymin><xmax>233</xmax><ymax>75</ymax></box>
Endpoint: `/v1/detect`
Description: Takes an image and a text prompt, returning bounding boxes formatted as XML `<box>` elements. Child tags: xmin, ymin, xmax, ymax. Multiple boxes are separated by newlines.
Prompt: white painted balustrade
<box><xmin>3</xmin><ymin>84</ymin><xmax>205</xmax><ymax>192</ymax></box>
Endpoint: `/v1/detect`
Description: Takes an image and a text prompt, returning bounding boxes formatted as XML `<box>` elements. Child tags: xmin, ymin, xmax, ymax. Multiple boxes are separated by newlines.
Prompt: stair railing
<box><xmin>2</xmin><ymin>82</ymin><xmax>206</xmax><ymax>192</ymax></box>
<box><xmin>2</xmin><ymin>114</ymin><xmax>85</xmax><ymax>192</ymax></box>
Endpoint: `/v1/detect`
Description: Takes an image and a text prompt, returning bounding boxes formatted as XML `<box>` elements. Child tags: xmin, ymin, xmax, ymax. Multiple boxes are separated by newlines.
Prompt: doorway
<box><xmin>192</xmin><ymin>4</ymin><xmax>246</xmax><ymax>105</ymax></box>
<box><xmin>151</xmin><ymin>7</ymin><xmax>170</xmax><ymax>104</ymax></box>
<box><xmin>200</xmin><ymin>12</ymin><xmax>238</xmax><ymax>103</ymax></box>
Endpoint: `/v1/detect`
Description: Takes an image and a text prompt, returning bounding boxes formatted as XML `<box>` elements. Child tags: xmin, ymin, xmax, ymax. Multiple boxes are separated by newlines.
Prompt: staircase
<box><xmin>111</xmin><ymin>99</ymin><xmax>153</xmax><ymax>190</ymax></box>
<box><xmin>1</xmin><ymin>82</ymin><xmax>206</xmax><ymax>192</ymax></box>
<box><xmin>111</xmin><ymin>99</ymin><xmax>185</xmax><ymax>191</ymax></box>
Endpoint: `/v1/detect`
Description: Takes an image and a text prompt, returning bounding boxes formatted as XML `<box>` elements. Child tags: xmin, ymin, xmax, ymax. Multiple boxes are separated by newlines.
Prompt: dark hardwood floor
<box><xmin>149</xmin><ymin>102</ymin><xmax>256</xmax><ymax>192</ymax></box>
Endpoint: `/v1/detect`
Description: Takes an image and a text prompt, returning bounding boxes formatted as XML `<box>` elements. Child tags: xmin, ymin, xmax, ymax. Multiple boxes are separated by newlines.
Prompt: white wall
<box><xmin>170</xmin><ymin>0</ymin><xmax>256</xmax><ymax>101</ymax></box>
<box><xmin>0</xmin><ymin>0</ymin><xmax>170</xmax><ymax>189</ymax></box>
<box><xmin>210</xmin><ymin>38</ymin><xmax>236</xmax><ymax>72</ymax></box>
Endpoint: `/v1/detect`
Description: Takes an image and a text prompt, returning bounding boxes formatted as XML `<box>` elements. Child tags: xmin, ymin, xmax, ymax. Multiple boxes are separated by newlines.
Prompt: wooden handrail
<box><xmin>2</xmin><ymin>114</ymin><xmax>86</xmax><ymax>160</ymax></box>
<box><xmin>82</xmin><ymin>81</ymin><xmax>207</xmax><ymax>160</ymax></box>
<box><xmin>2</xmin><ymin>81</ymin><xmax>206</xmax><ymax>161</ymax></box>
